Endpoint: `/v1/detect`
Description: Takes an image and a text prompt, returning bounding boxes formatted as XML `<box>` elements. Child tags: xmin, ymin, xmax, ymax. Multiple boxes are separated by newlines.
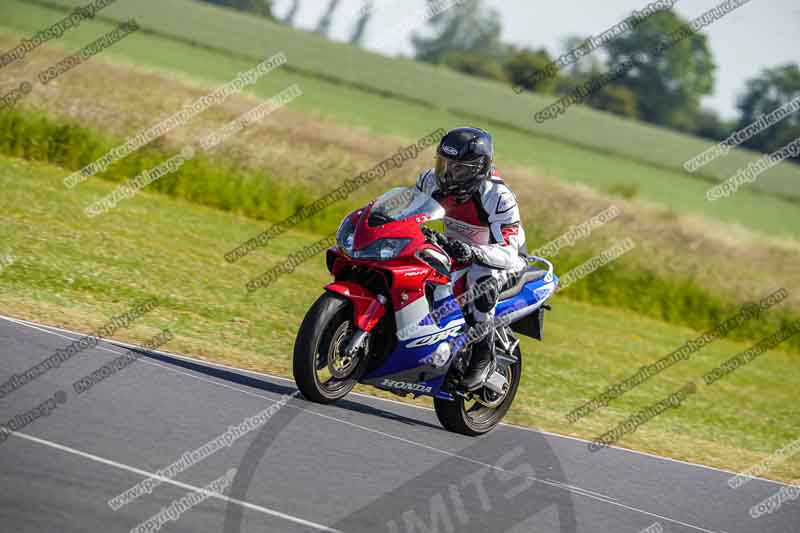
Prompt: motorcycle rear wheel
<box><xmin>293</xmin><ymin>293</ymin><xmax>366</xmax><ymax>403</ymax></box>
<box><xmin>433</xmin><ymin>346</ymin><xmax>522</xmax><ymax>436</ymax></box>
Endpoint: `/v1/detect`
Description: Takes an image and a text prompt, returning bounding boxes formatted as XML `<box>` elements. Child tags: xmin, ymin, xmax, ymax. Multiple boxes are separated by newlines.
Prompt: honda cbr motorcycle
<box><xmin>293</xmin><ymin>187</ymin><xmax>558</xmax><ymax>435</ymax></box>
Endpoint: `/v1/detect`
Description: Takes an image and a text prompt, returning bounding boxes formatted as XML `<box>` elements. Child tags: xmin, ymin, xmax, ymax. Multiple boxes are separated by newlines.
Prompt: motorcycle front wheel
<box><xmin>433</xmin><ymin>346</ymin><xmax>522</xmax><ymax>436</ymax></box>
<box><xmin>293</xmin><ymin>293</ymin><xmax>367</xmax><ymax>403</ymax></box>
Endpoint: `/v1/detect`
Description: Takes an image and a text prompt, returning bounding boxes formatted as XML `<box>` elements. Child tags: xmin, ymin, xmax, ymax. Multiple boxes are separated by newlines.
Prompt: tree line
<box><xmin>198</xmin><ymin>0</ymin><xmax>800</xmax><ymax>159</ymax></box>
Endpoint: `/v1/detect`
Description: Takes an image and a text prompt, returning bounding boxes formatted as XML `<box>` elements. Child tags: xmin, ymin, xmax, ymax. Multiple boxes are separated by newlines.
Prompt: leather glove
<box><xmin>442</xmin><ymin>239</ymin><xmax>474</xmax><ymax>263</ymax></box>
<box><xmin>421</xmin><ymin>226</ymin><xmax>447</xmax><ymax>247</ymax></box>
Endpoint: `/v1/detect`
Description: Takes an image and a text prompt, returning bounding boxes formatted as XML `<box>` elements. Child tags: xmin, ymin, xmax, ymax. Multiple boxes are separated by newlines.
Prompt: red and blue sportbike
<box><xmin>293</xmin><ymin>187</ymin><xmax>557</xmax><ymax>435</ymax></box>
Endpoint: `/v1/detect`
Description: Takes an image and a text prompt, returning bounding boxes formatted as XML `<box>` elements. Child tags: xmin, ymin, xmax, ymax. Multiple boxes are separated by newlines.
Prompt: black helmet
<box><xmin>435</xmin><ymin>127</ymin><xmax>493</xmax><ymax>200</ymax></box>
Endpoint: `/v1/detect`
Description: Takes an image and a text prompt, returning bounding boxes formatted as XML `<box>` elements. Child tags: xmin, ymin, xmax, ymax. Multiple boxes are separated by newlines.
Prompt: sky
<box><xmin>273</xmin><ymin>0</ymin><xmax>799</xmax><ymax>120</ymax></box>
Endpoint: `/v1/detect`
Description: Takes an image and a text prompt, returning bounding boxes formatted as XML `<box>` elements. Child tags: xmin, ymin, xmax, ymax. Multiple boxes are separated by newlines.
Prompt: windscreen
<box><xmin>369</xmin><ymin>187</ymin><xmax>445</xmax><ymax>225</ymax></box>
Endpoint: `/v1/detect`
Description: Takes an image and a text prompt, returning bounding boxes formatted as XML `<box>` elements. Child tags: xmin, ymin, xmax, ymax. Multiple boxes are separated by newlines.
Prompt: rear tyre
<box><xmin>293</xmin><ymin>293</ymin><xmax>366</xmax><ymax>404</ymax></box>
<box><xmin>434</xmin><ymin>346</ymin><xmax>522</xmax><ymax>436</ymax></box>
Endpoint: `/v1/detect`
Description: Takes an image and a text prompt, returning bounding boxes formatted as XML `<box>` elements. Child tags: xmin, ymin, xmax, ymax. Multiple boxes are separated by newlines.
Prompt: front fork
<box><xmin>325</xmin><ymin>281</ymin><xmax>387</xmax><ymax>356</ymax></box>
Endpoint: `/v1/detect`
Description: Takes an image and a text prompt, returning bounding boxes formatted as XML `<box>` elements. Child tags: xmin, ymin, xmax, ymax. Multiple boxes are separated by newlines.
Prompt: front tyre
<box><xmin>434</xmin><ymin>347</ymin><xmax>522</xmax><ymax>436</ymax></box>
<box><xmin>293</xmin><ymin>293</ymin><xmax>366</xmax><ymax>403</ymax></box>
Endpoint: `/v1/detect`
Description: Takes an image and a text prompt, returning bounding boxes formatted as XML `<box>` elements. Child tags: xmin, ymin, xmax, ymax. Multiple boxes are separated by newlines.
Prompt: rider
<box><xmin>416</xmin><ymin>127</ymin><xmax>527</xmax><ymax>390</ymax></box>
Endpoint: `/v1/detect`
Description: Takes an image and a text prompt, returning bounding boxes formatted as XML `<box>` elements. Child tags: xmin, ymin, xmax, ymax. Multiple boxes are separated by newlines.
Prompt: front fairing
<box><xmin>350</xmin><ymin>188</ymin><xmax>444</xmax><ymax>259</ymax></box>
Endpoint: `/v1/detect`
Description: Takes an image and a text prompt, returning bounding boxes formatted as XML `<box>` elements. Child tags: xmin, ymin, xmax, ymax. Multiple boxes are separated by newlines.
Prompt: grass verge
<box><xmin>3</xmin><ymin>107</ymin><xmax>799</xmax><ymax>351</ymax></box>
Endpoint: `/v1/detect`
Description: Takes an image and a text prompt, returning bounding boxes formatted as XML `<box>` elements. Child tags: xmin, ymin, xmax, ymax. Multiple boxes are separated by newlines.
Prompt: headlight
<box><xmin>336</xmin><ymin>216</ymin><xmax>356</xmax><ymax>255</ymax></box>
<box><xmin>353</xmin><ymin>239</ymin><xmax>411</xmax><ymax>261</ymax></box>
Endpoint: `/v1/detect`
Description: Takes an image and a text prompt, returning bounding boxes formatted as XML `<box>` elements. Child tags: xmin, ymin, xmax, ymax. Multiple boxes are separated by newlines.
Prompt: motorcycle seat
<box><xmin>498</xmin><ymin>267</ymin><xmax>548</xmax><ymax>301</ymax></box>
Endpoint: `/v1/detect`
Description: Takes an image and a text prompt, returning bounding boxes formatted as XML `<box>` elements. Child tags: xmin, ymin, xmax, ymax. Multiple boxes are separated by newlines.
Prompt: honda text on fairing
<box><xmin>293</xmin><ymin>187</ymin><xmax>557</xmax><ymax>435</ymax></box>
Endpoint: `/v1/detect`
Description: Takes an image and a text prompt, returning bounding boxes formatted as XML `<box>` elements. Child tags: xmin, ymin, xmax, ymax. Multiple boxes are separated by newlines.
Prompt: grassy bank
<box><xmin>0</xmin><ymin>153</ymin><xmax>797</xmax><ymax>482</ymax></box>
<box><xmin>18</xmin><ymin>0</ymin><xmax>800</xmax><ymax>203</ymax></box>
<box><xmin>2</xmin><ymin>107</ymin><xmax>799</xmax><ymax>351</ymax></box>
<box><xmin>1</xmin><ymin>31</ymin><xmax>796</xmax><ymax>321</ymax></box>
<box><xmin>0</xmin><ymin>108</ymin><xmax>332</xmax><ymax>227</ymax></box>
<box><xmin>3</xmin><ymin>3</ymin><xmax>800</xmax><ymax>242</ymax></box>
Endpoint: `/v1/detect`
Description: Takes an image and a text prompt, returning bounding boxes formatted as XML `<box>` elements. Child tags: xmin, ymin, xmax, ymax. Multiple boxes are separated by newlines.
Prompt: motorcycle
<box><xmin>293</xmin><ymin>187</ymin><xmax>558</xmax><ymax>435</ymax></box>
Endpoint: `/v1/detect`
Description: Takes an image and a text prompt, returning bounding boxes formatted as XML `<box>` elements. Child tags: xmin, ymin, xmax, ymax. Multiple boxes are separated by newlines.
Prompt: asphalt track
<box><xmin>0</xmin><ymin>314</ymin><xmax>797</xmax><ymax>533</ymax></box>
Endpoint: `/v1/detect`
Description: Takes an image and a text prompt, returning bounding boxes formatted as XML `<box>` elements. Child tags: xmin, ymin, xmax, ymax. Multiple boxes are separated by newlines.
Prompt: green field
<box><xmin>25</xmin><ymin>0</ymin><xmax>800</xmax><ymax>203</ymax></box>
<box><xmin>3</xmin><ymin>1</ymin><xmax>800</xmax><ymax>240</ymax></box>
<box><xmin>2</xmin><ymin>4</ymin><xmax>799</xmax><ymax>346</ymax></box>
<box><xmin>3</xmin><ymin>103</ymin><xmax>799</xmax><ymax>353</ymax></box>
<box><xmin>1</xmin><ymin>153</ymin><xmax>798</xmax><ymax>482</ymax></box>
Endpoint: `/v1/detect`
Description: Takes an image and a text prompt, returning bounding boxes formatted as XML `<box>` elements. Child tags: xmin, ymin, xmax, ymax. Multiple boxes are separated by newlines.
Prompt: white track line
<box><xmin>0</xmin><ymin>315</ymin><xmax>726</xmax><ymax>533</ymax></box>
<box><xmin>7</xmin><ymin>431</ymin><xmax>341</xmax><ymax>533</ymax></box>
<box><xmin>2</xmin><ymin>312</ymin><xmax>790</xmax><ymax>489</ymax></box>
<box><xmin>545</xmin><ymin>478</ymin><xmax>619</xmax><ymax>502</ymax></box>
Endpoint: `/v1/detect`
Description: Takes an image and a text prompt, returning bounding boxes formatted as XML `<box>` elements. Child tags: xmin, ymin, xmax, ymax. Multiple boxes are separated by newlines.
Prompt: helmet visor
<box><xmin>435</xmin><ymin>155</ymin><xmax>484</xmax><ymax>191</ymax></box>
